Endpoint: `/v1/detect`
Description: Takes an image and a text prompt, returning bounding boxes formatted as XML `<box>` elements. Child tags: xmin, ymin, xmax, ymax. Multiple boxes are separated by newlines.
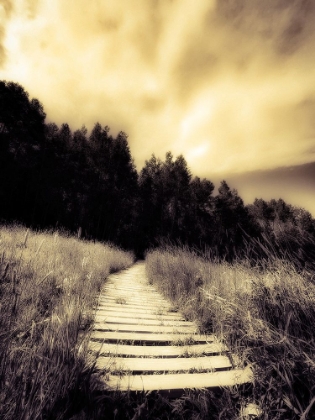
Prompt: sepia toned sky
<box><xmin>1</xmin><ymin>0</ymin><xmax>315</xmax><ymax>214</ymax></box>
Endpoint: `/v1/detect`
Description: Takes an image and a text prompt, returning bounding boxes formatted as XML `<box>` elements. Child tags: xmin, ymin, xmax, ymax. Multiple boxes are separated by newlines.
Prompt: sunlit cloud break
<box><xmin>1</xmin><ymin>0</ymin><xmax>315</xmax><ymax>176</ymax></box>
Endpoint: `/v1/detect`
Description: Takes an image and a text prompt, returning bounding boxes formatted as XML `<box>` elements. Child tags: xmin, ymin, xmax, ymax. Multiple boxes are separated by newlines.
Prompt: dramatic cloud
<box><xmin>1</xmin><ymin>0</ymin><xmax>315</xmax><ymax>176</ymax></box>
<box><xmin>0</xmin><ymin>0</ymin><xmax>13</xmax><ymax>65</ymax></box>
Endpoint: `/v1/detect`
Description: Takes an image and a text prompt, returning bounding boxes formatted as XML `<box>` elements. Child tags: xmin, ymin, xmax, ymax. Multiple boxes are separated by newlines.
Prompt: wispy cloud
<box><xmin>1</xmin><ymin>0</ymin><xmax>315</xmax><ymax>175</ymax></box>
<box><xmin>0</xmin><ymin>0</ymin><xmax>13</xmax><ymax>65</ymax></box>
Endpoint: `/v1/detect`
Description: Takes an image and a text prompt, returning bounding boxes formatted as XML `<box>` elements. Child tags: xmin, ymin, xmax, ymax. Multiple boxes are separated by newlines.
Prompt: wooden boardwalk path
<box><xmin>89</xmin><ymin>262</ymin><xmax>253</xmax><ymax>395</ymax></box>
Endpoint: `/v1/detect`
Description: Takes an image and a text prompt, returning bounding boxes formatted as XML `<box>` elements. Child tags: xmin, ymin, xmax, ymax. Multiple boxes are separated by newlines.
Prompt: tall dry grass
<box><xmin>0</xmin><ymin>224</ymin><xmax>134</xmax><ymax>420</ymax></box>
<box><xmin>146</xmin><ymin>246</ymin><xmax>315</xmax><ymax>419</ymax></box>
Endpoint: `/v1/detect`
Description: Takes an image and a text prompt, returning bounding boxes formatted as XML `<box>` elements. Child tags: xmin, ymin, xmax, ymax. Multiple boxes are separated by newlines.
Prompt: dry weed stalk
<box><xmin>0</xmin><ymin>224</ymin><xmax>134</xmax><ymax>419</ymax></box>
<box><xmin>146</xmin><ymin>246</ymin><xmax>315</xmax><ymax>419</ymax></box>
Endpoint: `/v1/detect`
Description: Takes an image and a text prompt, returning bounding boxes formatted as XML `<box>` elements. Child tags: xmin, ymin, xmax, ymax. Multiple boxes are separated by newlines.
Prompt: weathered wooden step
<box><xmin>90</xmin><ymin>331</ymin><xmax>213</xmax><ymax>344</ymax></box>
<box><xmin>103</xmin><ymin>286</ymin><xmax>163</xmax><ymax>293</ymax></box>
<box><xmin>104</xmin><ymin>289</ymin><xmax>158</xmax><ymax>294</ymax></box>
<box><xmin>103</xmin><ymin>287</ymin><xmax>159</xmax><ymax>293</ymax></box>
<box><xmin>104</xmin><ymin>293</ymin><xmax>163</xmax><ymax>299</ymax></box>
<box><xmin>102</xmin><ymin>291</ymin><xmax>165</xmax><ymax>298</ymax></box>
<box><xmin>99</xmin><ymin>295</ymin><xmax>172</xmax><ymax>306</ymax></box>
<box><xmin>98</xmin><ymin>299</ymin><xmax>169</xmax><ymax>307</ymax></box>
<box><xmin>96</xmin><ymin>305</ymin><xmax>179</xmax><ymax>316</ymax></box>
<box><xmin>94</xmin><ymin>315</ymin><xmax>195</xmax><ymax>327</ymax></box>
<box><xmin>89</xmin><ymin>342</ymin><xmax>227</xmax><ymax>357</ymax></box>
<box><xmin>97</xmin><ymin>355</ymin><xmax>232</xmax><ymax>372</ymax></box>
<box><xmin>94</xmin><ymin>310</ymin><xmax>186</xmax><ymax>321</ymax></box>
<box><xmin>103</xmin><ymin>366</ymin><xmax>253</xmax><ymax>393</ymax></box>
<box><xmin>99</xmin><ymin>299</ymin><xmax>170</xmax><ymax>309</ymax></box>
<box><xmin>101</xmin><ymin>296</ymin><xmax>167</xmax><ymax>304</ymax></box>
<box><xmin>93</xmin><ymin>322</ymin><xmax>197</xmax><ymax>334</ymax></box>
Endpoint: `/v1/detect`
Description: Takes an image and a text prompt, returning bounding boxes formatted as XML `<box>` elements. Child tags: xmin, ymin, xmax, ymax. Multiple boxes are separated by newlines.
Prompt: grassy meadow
<box><xmin>146</xmin><ymin>247</ymin><xmax>315</xmax><ymax>419</ymax></box>
<box><xmin>0</xmin><ymin>225</ymin><xmax>134</xmax><ymax>420</ymax></box>
<box><xmin>2</xmin><ymin>224</ymin><xmax>315</xmax><ymax>419</ymax></box>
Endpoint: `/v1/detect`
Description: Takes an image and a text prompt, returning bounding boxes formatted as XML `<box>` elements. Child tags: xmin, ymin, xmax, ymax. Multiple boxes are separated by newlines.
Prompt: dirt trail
<box><xmin>88</xmin><ymin>262</ymin><xmax>252</xmax><ymax>395</ymax></box>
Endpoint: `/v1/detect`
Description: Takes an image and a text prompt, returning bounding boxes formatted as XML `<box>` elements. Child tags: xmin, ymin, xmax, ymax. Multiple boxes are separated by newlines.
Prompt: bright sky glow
<box><xmin>1</xmin><ymin>0</ymin><xmax>315</xmax><ymax>213</ymax></box>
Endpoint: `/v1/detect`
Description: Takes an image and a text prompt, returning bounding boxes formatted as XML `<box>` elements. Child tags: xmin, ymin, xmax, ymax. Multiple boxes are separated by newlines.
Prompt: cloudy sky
<box><xmin>1</xmin><ymin>0</ymin><xmax>315</xmax><ymax>214</ymax></box>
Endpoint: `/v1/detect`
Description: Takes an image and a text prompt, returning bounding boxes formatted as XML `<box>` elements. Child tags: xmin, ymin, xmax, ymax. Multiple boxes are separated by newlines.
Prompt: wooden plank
<box><xmin>99</xmin><ymin>299</ymin><xmax>170</xmax><ymax>307</ymax></box>
<box><xmin>89</xmin><ymin>342</ymin><xmax>227</xmax><ymax>357</ymax></box>
<box><xmin>93</xmin><ymin>322</ymin><xmax>197</xmax><ymax>334</ymax></box>
<box><xmin>102</xmin><ymin>283</ymin><xmax>162</xmax><ymax>297</ymax></box>
<box><xmin>103</xmin><ymin>287</ymin><xmax>160</xmax><ymax>293</ymax></box>
<box><xmin>96</xmin><ymin>305</ymin><xmax>179</xmax><ymax>316</ymax></box>
<box><xmin>103</xmin><ymin>286</ymin><xmax>162</xmax><ymax>293</ymax></box>
<box><xmin>101</xmin><ymin>296</ymin><xmax>167</xmax><ymax>304</ymax></box>
<box><xmin>104</xmin><ymin>291</ymin><xmax>163</xmax><ymax>298</ymax></box>
<box><xmin>106</xmin><ymin>280</ymin><xmax>156</xmax><ymax>284</ymax></box>
<box><xmin>106</xmin><ymin>290</ymin><xmax>158</xmax><ymax>293</ymax></box>
<box><xmin>90</xmin><ymin>331</ymin><xmax>213</xmax><ymax>344</ymax></box>
<box><xmin>97</xmin><ymin>355</ymin><xmax>232</xmax><ymax>372</ymax></box>
<box><xmin>104</xmin><ymin>366</ymin><xmax>253</xmax><ymax>392</ymax></box>
<box><xmin>103</xmin><ymin>291</ymin><xmax>164</xmax><ymax>297</ymax></box>
<box><xmin>104</xmin><ymin>282</ymin><xmax>157</xmax><ymax>287</ymax></box>
<box><xmin>94</xmin><ymin>310</ymin><xmax>186</xmax><ymax>321</ymax></box>
<box><xmin>104</xmin><ymin>293</ymin><xmax>162</xmax><ymax>298</ymax></box>
<box><xmin>102</xmin><ymin>292</ymin><xmax>165</xmax><ymax>298</ymax></box>
<box><xmin>99</xmin><ymin>296</ymin><xmax>172</xmax><ymax>308</ymax></box>
<box><xmin>99</xmin><ymin>299</ymin><xmax>170</xmax><ymax>309</ymax></box>
<box><xmin>94</xmin><ymin>315</ymin><xmax>195</xmax><ymax>327</ymax></box>
<box><xmin>98</xmin><ymin>304</ymin><xmax>172</xmax><ymax>312</ymax></box>
<box><xmin>95</xmin><ymin>308</ymin><xmax>178</xmax><ymax>316</ymax></box>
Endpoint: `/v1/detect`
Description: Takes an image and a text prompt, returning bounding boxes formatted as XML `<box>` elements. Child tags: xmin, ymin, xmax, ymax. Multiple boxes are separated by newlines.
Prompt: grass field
<box><xmin>0</xmin><ymin>224</ymin><xmax>134</xmax><ymax>420</ymax></box>
<box><xmin>146</xmin><ymin>246</ymin><xmax>315</xmax><ymax>419</ymax></box>
<box><xmin>3</xmin><ymin>225</ymin><xmax>315</xmax><ymax>419</ymax></box>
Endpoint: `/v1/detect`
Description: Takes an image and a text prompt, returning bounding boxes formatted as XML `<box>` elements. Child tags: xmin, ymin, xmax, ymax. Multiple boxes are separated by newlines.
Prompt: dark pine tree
<box><xmin>213</xmin><ymin>181</ymin><xmax>259</xmax><ymax>259</ymax></box>
<box><xmin>0</xmin><ymin>81</ymin><xmax>46</xmax><ymax>225</ymax></box>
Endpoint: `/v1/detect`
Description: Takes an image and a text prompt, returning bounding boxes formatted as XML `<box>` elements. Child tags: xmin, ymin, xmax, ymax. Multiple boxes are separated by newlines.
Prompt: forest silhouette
<box><xmin>1</xmin><ymin>80</ymin><xmax>315</xmax><ymax>268</ymax></box>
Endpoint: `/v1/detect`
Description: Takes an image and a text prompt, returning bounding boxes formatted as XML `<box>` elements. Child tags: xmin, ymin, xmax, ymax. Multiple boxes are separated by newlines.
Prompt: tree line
<box><xmin>1</xmin><ymin>81</ymin><xmax>315</xmax><ymax>268</ymax></box>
